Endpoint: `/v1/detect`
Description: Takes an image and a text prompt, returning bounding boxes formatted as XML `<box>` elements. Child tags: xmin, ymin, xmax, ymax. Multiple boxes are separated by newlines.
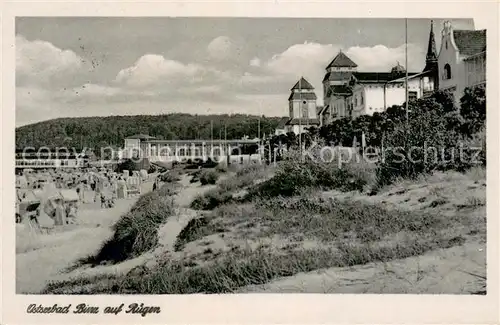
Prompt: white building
<box><xmin>318</xmin><ymin>60</ymin><xmax>436</xmax><ymax>123</ymax></box>
<box><xmin>437</xmin><ymin>21</ymin><xmax>486</xmax><ymax>101</ymax></box>
<box><xmin>318</xmin><ymin>21</ymin><xmax>441</xmax><ymax>124</ymax></box>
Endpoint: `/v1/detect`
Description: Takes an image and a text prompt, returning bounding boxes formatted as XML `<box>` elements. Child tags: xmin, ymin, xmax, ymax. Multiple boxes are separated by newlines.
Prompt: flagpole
<box><xmin>404</xmin><ymin>18</ymin><xmax>409</xmax><ymax>168</ymax></box>
<box><xmin>258</xmin><ymin>112</ymin><xmax>262</xmax><ymax>162</ymax></box>
<box><xmin>299</xmin><ymin>77</ymin><xmax>302</xmax><ymax>157</ymax></box>
<box><xmin>210</xmin><ymin>120</ymin><xmax>213</xmax><ymax>160</ymax></box>
<box><xmin>258</xmin><ymin>118</ymin><xmax>261</xmax><ymax>140</ymax></box>
<box><xmin>224</xmin><ymin>124</ymin><xmax>228</xmax><ymax>165</ymax></box>
<box><xmin>405</xmin><ymin>18</ymin><xmax>409</xmax><ymax>125</ymax></box>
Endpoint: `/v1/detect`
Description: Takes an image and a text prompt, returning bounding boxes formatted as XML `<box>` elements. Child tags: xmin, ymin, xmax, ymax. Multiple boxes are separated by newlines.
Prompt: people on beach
<box><xmin>100</xmin><ymin>192</ymin><xmax>106</xmax><ymax>208</ymax></box>
<box><xmin>67</xmin><ymin>203</ymin><xmax>78</xmax><ymax>224</ymax></box>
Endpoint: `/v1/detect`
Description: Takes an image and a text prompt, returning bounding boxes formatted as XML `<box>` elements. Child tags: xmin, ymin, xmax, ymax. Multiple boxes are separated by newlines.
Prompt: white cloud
<box><xmin>207</xmin><ymin>36</ymin><xmax>234</xmax><ymax>60</ymax></box>
<box><xmin>16</xmin><ymin>35</ymin><xmax>84</xmax><ymax>86</ymax></box>
<box><xmin>345</xmin><ymin>43</ymin><xmax>425</xmax><ymax>72</ymax></box>
<box><xmin>249</xmin><ymin>57</ymin><xmax>261</xmax><ymax>67</ymax></box>
<box><xmin>266</xmin><ymin>41</ymin><xmax>339</xmax><ymax>77</ymax></box>
<box><xmin>115</xmin><ymin>54</ymin><xmax>206</xmax><ymax>88</ymax></box>
<box><xmin>75</xmin><ymin>83</ymin><xmax>123</xmax><ymax>96</ymax></box>
<box><xmin>236</xmin><ymin>41</ymin><xmax>426</xmax><ymax>98</ymax></box>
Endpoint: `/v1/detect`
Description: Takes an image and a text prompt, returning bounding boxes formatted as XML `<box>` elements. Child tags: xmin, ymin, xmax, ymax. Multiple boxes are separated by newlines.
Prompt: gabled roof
<box><xmin>453</xmin><ymin>29</ymin><xmax>486</xmax><ymax>56</ymax></box>
<box><xmin>288</xmin><ymin>92</ymin><xmax>317</xmax><ymax>101</ymax></box>
<box><xmin>125</xmin><ymin>134</ymin><xmax>156</xmax><ymax>140</ymax></box>
<box><xmin>326</xmin><ymin>51</ymin><xmax>358</xmax><ymax>69</ymax></box>
<box><xmin>291</xmin><ymin>77</ymin><xmax>314</xmax><ymax>90</ymax></box>
<box><xmin>275</xmin><ymin>117</ymin><xmax>291</xmax><ymax>129</ymax></box>
<box><xmin>322</xmin><ymin>71</ymin><xmax>354</xmax><ymax>82</ymax></box>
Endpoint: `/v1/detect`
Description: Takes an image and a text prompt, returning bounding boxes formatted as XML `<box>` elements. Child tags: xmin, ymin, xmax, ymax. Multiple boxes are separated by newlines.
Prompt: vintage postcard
<box><xmin>1</xmin><ymin>1</ymin><xmax>499</xmax><ymax>324</ymax></box>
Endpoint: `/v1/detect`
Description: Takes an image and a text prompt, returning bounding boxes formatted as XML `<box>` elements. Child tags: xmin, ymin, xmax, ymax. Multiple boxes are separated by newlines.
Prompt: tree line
<box><xmin>15</xmin><ymin>113</ymin><xmax>284</xmax><ymax>151</ymax></box>
<box><xmin>265</xmin><ymin>84</ymin><xmax>486</xmax><ymax>181</ymax></box>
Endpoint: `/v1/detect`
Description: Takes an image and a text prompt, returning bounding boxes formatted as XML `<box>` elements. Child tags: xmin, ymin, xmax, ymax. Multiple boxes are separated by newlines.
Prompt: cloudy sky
<box><xmin>16</xmin><ymin>17</ymin><xmax>476</xmax><ymax>126</ymax></box>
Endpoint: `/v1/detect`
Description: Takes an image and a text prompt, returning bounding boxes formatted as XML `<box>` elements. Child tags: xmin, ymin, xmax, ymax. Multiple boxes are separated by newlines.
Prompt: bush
<box><xmin>460</xmin><ymin>84</ymin><xmax>486</xmax><ymax>136</ymax></box>
<box><xmin>252</xmin><ymin>154</ymin><xmax>375</xmax><ymax>198</ymax></box>
<box><xmin>235</xmin><ymin>163</ymin><xmax>265</xmax><ymax>177</ymax></box>
<box><xmin>199</xmin><ymin>170</ymin><xmax>219</xmax><ymax>185</ymax></box>
<box><xmin>215</xmin><ymin>164</ymin><xmax>228</xmax><ymax>173</ymax></box>
<box><xmin>190</xmin><ymin>188</ymin><xmax>233</xmax><ymax>210</ymax></box>
<box><xmin>159</xmin><ymin>171</ymin><xmax>181</xmax><ymax>183</ymax></box>
<box><xmin>376</xmin><ymin>95</ymin><xmax>478</xmax><ymax>186</ymax></box>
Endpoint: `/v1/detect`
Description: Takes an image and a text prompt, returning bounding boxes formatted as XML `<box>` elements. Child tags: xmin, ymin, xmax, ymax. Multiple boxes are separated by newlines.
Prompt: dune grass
<box><xmin>43</xmin><ymin>230</ymin><xmax>465</xmax><ymax>294</ymax></box>
<box><xmin>44</xmin><ymin>188</ymin><xmax>477</xmax><ymax>294</ymax></box>
<box><xmin>190</xmin><ymin>163</ymin><xmax>272</xmax><ymax>210</ymax></box>
<box><xmin>75</xmin><ymin>183</ymin><xmax>179</xmax><ymax>266</ymax></box>
<box><xmin>42</xmin><ymin>158</ymin><xmax>485</xmax><ymax>294</ymax></box>
<box><xmin>199</xmin><ymin>169</ymin><xmax>220</xmax><ymax>185</ymax></box>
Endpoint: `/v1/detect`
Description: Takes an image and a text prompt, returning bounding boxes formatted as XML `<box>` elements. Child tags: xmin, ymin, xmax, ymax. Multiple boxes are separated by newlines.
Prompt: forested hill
<box><xmin>15</xmin><ymin>114</ymin><xmax>286</xmax><ymax>150</ymax></box>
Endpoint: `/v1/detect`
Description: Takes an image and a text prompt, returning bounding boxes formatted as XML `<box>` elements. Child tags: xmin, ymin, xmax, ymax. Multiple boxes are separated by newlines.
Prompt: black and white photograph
<box><xmin>12</xmin><ymin>15</ymin><xmax>489</xmax><ymax>296</ymax></box>
<box><xmin>2</xmin><ymin>2</ymin><xmax>498</xmax><ymax>323</ymax></box>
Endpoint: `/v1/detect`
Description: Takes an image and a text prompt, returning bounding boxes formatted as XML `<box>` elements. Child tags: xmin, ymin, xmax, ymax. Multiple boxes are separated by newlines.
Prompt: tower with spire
<box><xmin>286</xmin><ymin>77</ymin><xmax>319</xmax><ymax>134</ymax></box>
<box><xmin>322</xmin><ymin>50</ymin><xmax>358</xmax><ymax>103</ymax></box>
<box><xmin>423</xmin><ymin>20</ymin><xmax>439</xmax><ymax>90</ymax></box>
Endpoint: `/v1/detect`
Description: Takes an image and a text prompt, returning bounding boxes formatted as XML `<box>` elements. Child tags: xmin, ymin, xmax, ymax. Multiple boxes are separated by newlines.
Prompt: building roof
<box><xmin>463</xmin><ymin>51</ymin><xmax>486</xmax><ymax>61</ymax></box>
<box><xmin>318</xmin><ymin>105</ymin><xmax>329</xmax><ymax>116</ymax></box>
<box><xmin>286</xmin><ymin>118</ymin><xmax>320</xmax><ymax>126</ymax></box>
<box><xmin>352</xmin><ymin>72</ymin><xmax>418</xmax><ymax>83</ymax></box>
<box><xmin>326</xmin><ymin>85</ymin><xmax>352</xmax><ymax>97</ymax></box>
<box><xmin>390</xmin><ymin>62</ymin><xmax>406</xmax><ymax>74</ymax></box>
<box><xmin>275</xmin><ymin>117</ymin><xmax>291</xmax><ymax>129</ymax></box>
<box><xmin>387</xmin><ymin>70</ymin><xmax>434</xmax><ymax>83</ymax></box>
<box><xmin>326</xmin><ymin>51</ymin><xmax>358</xmax><ymax>69</ymax></box>
<box><xmin>291</xmin><ymin>77</ymin><xmax>314</xmax><ymax>90</ymax></box>
<box><xmin>322</xmin><ymin>71</ymin><xmax>354</xmax><ymax>82</ymax></box>
<box><xmin>125</xmin><ymin>134</ymin><xmax>156</xmax><ymax>140</ymax></box>
<box><xmin>143</xmin><ymin>139</ymin><xmax>260</xmax><ymax>144</ymax></box>
<box><xmin>453</xmin><ymin>29</ymin><xmax>486</xmax><ymax>56</ymax></box>
<box><xmin>288</xmin><ymin>92</ymin><xmax>317</xmax><ymax>101</ymax></box>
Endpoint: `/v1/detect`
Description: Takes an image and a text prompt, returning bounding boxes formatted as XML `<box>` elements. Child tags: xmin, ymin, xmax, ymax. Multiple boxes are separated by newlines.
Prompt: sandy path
<box><xmin>44</xmin><ymin>174</ymin><xmax>217</xmax><ymax>285</ymax></box>
<box><xmin>238</xmin><ymin>240</ymin><xmax>486</xmax><ymax>294</ymax></box>
<box><xmin>16</xmin><ymin>181</ymin><xmax>154</xmax><ymax>294</ymax></box>
<box><xmin>145</xmin><ymin>174</ymin><xmax>218</xmax><ymax>264</ymax></box>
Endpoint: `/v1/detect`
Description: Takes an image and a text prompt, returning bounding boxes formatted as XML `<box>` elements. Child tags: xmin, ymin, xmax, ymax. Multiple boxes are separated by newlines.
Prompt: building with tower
<box><xmin>317</xmin><ymin>20</ymin><xmax>442</xmax><ymax>125</ymax></box>
<box><xmin>282</xmin><ymin>77</ymin><xmax>321</xmax><ymax>135</ymax></box>
<box><xmin>279</xmin><ymin>20</ymin><xmax>485</xmax><ymax>133</ymax></box>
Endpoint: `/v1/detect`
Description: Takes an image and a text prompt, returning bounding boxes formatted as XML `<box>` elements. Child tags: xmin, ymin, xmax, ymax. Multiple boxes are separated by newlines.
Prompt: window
<box><xmin>301</xmin><ymin>100</ymin><xmax>308</xmax><ymax>118</ymax></box>
<box><xmin>360</xmin><ymin>93</ymin><xmax>364</xmax><ymax>105</ymax></box>
<box><xmin>354</xmin><ymin>96</ymin><xmax>358</xmax><ymax>106</ymax></box>
<box><xmin>408</xmin><ymin>91</ymin><xmax>418</xmax><ymax>102</ymax></box>
<box><xmin>444</xmin><ymin>64</ymin><xmax>452</xmax><ymax>80</ymax></box>
<box><xmin>445</xmin><ymin>40</ymin><xmax>448</xmax><ymax>49</ymax></box>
